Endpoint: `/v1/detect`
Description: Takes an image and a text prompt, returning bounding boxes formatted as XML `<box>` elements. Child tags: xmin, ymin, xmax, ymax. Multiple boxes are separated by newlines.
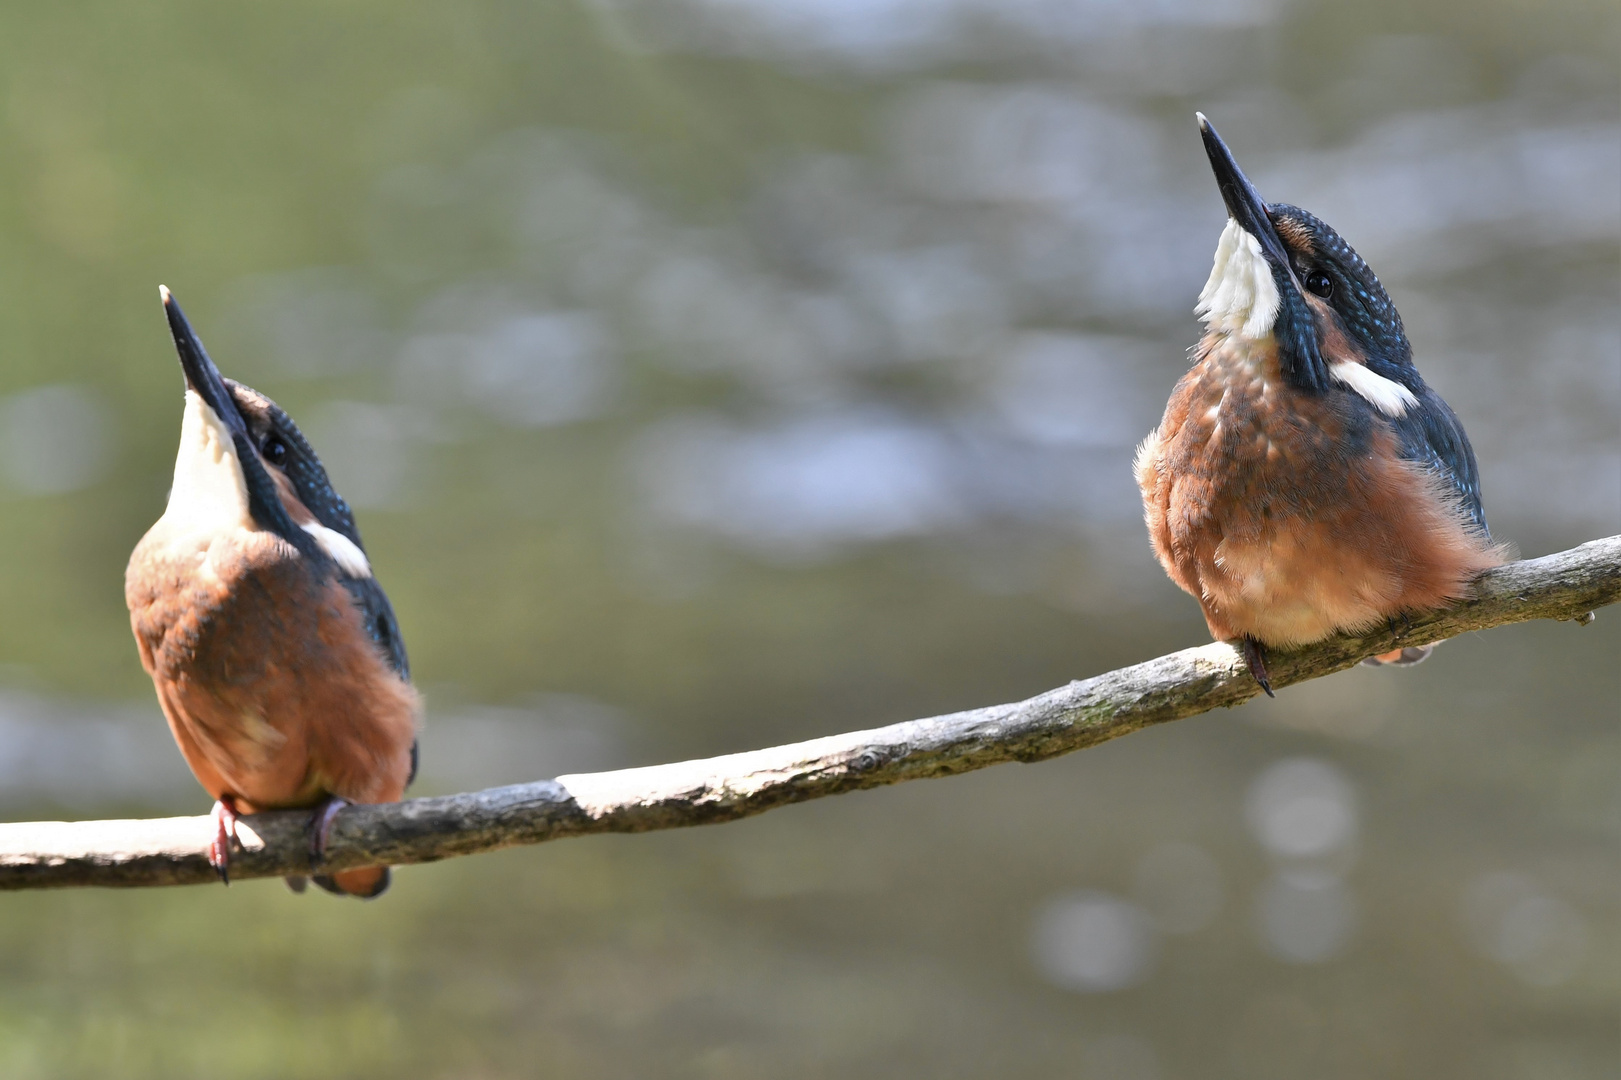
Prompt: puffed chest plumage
<box><xmin>1136</xmin><ymin>336</ymin><xmax>1496</xmax><ymax>648</ymax></box>
<box><xmin>125</xmin><ymin>525</ymin><xmax>319</xmax><ymax>684</ymax></box>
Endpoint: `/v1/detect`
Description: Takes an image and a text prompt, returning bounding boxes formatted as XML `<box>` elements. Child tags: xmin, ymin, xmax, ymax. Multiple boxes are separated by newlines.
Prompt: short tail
<box><xmin>310</xmin><ymin>866</ymin><xmax>391</xmax><ymax>899</ymax></box>
<box><xmin>285</xmin><ymin>868</ymin><xmax>390</xmax><ymax>897</ymax></box>
<box><xmin>294</xmin><ymin>795</ymin><xmax>393</xmax><ymax>898</ymax></box>
<box><xmin>1362</xmin><ymin>645</ymin><xmax>1434</xmax><ymax>666</ymax></box>
<box><xmin>284</xmin><ymin>867</ymin><xmax>389</xmax><ymax>898</ymax></box>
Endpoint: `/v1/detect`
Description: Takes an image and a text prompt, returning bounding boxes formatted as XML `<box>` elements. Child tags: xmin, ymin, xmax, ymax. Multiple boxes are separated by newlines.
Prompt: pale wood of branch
<box><xmin>3</xmin><ymin>535</ymin><xmax>1616</xmax><ymax>891</ymax></box>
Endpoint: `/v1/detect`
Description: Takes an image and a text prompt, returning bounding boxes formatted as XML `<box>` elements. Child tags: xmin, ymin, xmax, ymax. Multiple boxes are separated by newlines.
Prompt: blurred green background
<box><xmin>0</xmin><ymin>0</ymin><xmax>1616</xmax><ymax>1077</ymax></box>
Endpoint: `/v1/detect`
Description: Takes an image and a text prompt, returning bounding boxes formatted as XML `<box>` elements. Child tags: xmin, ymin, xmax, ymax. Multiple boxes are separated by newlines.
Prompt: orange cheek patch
<box><xmin>1274</xmin><ymin>216</ymin><xmax>1316</xmax><ymax>256</ymax></box>
<box><xmin>1308</xmin><ymin>296</ymin><xmax>1359</xmax><ymax>365</ymax></box>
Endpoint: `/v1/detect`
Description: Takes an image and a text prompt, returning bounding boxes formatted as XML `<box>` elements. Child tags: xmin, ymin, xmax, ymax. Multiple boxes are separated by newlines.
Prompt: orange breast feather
<box><xmin>127</xmin><ymin>525</ymin><xmax>418</xmax><ymax>815</ymax></box>
<box><xmin>1136</xmin><ymin>337</ymin><xmax>1502</xmax><ymax>648</ymax></box>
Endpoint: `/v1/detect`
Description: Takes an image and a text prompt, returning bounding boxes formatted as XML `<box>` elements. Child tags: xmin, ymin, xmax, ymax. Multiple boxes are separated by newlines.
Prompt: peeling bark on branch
<box><xmin>3</xmin><ymin>535</ymin><xmax>1617</xmax><ymax>892</ymax></box>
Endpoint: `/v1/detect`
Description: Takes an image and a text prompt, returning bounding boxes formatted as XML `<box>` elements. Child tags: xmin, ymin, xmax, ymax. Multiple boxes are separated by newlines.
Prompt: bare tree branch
<box><xmin>3</xmin><ymin>535</ymin><xmax>1616</xmax><ymax>891</ymax></box>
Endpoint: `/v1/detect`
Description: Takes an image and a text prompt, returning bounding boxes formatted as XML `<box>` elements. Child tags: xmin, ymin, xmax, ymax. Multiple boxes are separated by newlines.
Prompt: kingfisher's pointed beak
<box><xmin>161</xmin><ymin>286</ymin><xmax>248</xmax><ymax>438</ymax></box>
<box><xmin>1197</xmin><ymin>114</ymin><xmax>1291</xmax><ymax>270</ymax></box>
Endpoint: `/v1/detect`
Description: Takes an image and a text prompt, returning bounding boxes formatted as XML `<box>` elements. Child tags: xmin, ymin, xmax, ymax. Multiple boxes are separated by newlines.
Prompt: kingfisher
<box><xmin>1135</xmin><ymin>116</ymin><xmax>1506</xmax><ymax>695</ymax></box>
<box><xmin>126</xmin><ymin>287</ymin><xmax>419</xmax><ymax>897</ymax></box>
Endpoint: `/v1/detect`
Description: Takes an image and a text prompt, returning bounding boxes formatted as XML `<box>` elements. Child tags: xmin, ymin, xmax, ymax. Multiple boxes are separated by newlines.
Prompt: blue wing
<box><xmin>341</xmin><ymin>577</ymin><xmax>410</xmax><ymax>679</ymax></box>
<box><xmin>340</xmin><ymin>575</ymin><xmax>418</xmax><ymax>787</ymax></box>
<box><xmin>1389</xmin><ymin>386</ymin><xmax>1490</xmax><ymax>536</ymax></box>
<box><xmin>314</xmin><ymin>482</ymin><xmax>416</xmax><ymax>782</ymax></box>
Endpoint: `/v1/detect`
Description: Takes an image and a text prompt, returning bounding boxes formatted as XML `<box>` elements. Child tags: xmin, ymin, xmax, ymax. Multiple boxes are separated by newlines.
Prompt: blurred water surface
<box><xmin>0</xmin><ymin>1</ymin><xmax>1615</xmax><ymax>1077</ymax></box>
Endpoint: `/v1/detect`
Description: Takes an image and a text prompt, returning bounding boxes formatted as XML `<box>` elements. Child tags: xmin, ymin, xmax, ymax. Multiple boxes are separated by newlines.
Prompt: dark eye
<box><xmin>262</xmin><ymin>436</ymin><xmax>288</xmax><ymax>466</ymax></box>
<box><xmin>1305</xmin><ymin>270</ymin><xmax>1334</xmax><ymax>298</ymax></box>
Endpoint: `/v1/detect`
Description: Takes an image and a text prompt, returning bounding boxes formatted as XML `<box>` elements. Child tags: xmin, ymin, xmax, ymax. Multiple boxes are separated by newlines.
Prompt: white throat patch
<box><xmin>1329</xmin><ymin>361</ymin><xmax>1417</xmax><ymax>418</ymax></box>
<box><xmin>162</xmin><ymin>390</ymin><xmax>376</xmax><ymax>578</ymax></box>
<box><xmin>1196</xmin><ymin>218</ymin><xmax>1280</xmax><ymax>341</ymax></box>
<box><xmin>162</xmin><ymin>390</ymin><xmax>252</xmax><ymax>536</ymax></box>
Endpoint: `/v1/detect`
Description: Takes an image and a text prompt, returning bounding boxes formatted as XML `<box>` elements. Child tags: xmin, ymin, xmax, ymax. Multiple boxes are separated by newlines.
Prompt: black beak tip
<box><xmin>1196</xmin><ymin>112</ymin><xmax>1237</xmax><ymax>175</ymax></box>
<box><xmin>1196</xmin><ymin>113</ymin><xmax>1229</xmax><ymax>175</ymax></box>
<box><xmin>1193</xmin><ymin>112</ymin><xmax>1287</xmax><ymax>261</ymax></box>
<box><xmin>158</xmin><ymin>285</ymin><xmax>246</xmax><ymax>433</ymax></box>
<box><xmin>160</xmin><ymin>285</ymin><xmax>195</xmax><ymax>378</ymax></box>
<box><xmin>1196</xmin><ymin>112</ymin><xmax>1229</xmax><ymax>164</ymax></box>
<box><xmin>160</xmin><ymin>284</ymin><xmax>192</xmax><ymax>340</ymax></box>
<box><xmin>160</xmin><ymin>284</ymin><xmax>192</xmax><ymax>349</ymax></box>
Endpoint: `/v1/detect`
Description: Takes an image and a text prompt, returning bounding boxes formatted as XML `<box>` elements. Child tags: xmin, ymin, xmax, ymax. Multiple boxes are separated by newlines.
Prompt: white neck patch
<box><xmin>162</xmin><ymin>390</ymin><xmax>252</xmax><ymax>536</ymax></box>
<box><xmin>303</xmin><ymin>522</ymin><xmax>372</xmax><ymax>579</ymax></box>
<box><xmin>1329</xmin><ymin>361</ymin><xmax>1417</xmax><ymax>418</ymax></box>
<box><xmin>1196</xmin><ymin>218</ymin><xmax>1280</xmax><ymax>341</ymax></box>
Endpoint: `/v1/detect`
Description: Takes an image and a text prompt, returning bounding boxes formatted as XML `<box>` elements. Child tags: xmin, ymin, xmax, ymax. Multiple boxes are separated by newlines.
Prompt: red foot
<box><xmin>209</xmin><ymin>797</ymin><xmax>241</xmax><ymax>885</ymax></box>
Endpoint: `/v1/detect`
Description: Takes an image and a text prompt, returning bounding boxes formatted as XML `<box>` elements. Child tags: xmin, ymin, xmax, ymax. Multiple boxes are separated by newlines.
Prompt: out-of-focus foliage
<box><xmin>0</xmin><ymin>0</ymin><xmax>1614</xmax><ymax>1076</ymax></box>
